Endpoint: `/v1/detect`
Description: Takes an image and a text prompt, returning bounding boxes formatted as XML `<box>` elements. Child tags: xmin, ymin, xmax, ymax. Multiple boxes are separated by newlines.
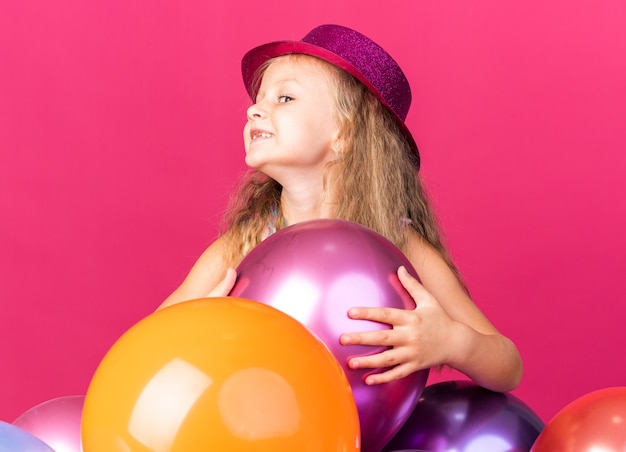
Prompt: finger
<box><xmin>207</xmin><ymin>267</ymin><xmax>237</xmax><ymax>298</ymax></box>
<box><xmin>362</xmin><ymin>362</ymin><xmax>417</xmax><ymax>385</ymax></box>
<box><xmin>340</xmin><ymin>328</ymin><xmax>397</xmax><ymax>347</ymax></box>
<box><xmin>397</xmin><ymin>265</ymin><xmax>428</xmax><ymax>301</ymax></box>
<box><xmin>347</xmin><ymin>348</ymin><xmax>400</xmax><ymax>370</ymax></box>
<box><xmin>347</xmin><ymin>306</ymin><xmax>403</xmax><ymax>324</ymax></box>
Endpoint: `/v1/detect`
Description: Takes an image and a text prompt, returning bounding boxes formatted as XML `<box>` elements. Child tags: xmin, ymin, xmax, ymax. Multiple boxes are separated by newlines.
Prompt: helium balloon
<box><xmin>13</xmin><ymin>395</ymin><xmax>84</xmax><ymax>452</ymax></box>
<box><xmin>0</xmin><ymin>421</ymin><xmax>55</xmax><ymax>452</ymax></box>
<box><xmin>230</xmin><ymin>219</ymin><xmax>429</xmax><ymax>452</ymax></box>
<box><xmin>81</xmin><ymin>297</ymin><xmax>360</xmax><ymax>451</ymax></box>
<box><xmin>383</xmin><ymin>380</ymin><xmax>544</xmax><ymax>452</ymax></box>
<box><xmin>531</xmin><ymin>386</ymin><xmax>626</xmax><ymax>452</ymax></box>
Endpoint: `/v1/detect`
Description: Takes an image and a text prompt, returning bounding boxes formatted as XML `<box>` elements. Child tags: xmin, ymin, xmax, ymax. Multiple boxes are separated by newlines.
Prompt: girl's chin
<box><xmin>244</xmin><ymin>149</ymin><xmax>274</xmax><ymax>168</ymax></box>
<box><xmin>244</xmin><ymin>157</ymin><xmax>270</xmax><ymax>174</ymax></box>
<box><xmin>244</xmin><ymin>154</ymin><xmax>261</xmax><ymax>169</ymax></box>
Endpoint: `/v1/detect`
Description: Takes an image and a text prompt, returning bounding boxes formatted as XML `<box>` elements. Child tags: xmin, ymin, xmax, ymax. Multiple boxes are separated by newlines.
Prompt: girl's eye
<box><xmin>278</xmin><ymin>95</ymin><xmax>294</xmax><ymax>103</ymax></box>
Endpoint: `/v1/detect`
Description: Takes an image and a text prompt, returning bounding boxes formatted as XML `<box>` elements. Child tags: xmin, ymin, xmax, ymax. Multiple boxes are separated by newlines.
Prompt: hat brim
<box><xmin>242</xmin><ymin>40</ymin><xmax>420</xmax><ymax>166</ymax></box>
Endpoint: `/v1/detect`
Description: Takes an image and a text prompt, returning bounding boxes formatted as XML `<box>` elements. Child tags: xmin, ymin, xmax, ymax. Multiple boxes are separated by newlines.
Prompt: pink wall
<box><xmin>1</xmin><ymin>0</ymin><xmax>625</xmax><ymax>425</ymax></box>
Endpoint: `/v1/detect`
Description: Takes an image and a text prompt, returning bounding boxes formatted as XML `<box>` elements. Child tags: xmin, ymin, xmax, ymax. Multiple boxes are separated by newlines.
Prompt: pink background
<box><xmin>1</xmin><ymin>0</ymin><xmax>625</xmax><ymax>425</ymax></box>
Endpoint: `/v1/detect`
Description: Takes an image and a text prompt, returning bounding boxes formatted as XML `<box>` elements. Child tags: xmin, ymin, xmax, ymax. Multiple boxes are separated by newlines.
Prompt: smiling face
<box><xmin>243</xmin><ymin>55</ymin><xmax>340</xmax><ymax>186</ymax></box>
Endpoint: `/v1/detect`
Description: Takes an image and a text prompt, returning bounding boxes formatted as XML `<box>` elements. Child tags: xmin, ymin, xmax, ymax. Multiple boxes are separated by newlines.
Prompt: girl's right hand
<box><xmin>206</xmin><ymin>267</ymin><xmax>237</xmax><ymax>298</ymax></box>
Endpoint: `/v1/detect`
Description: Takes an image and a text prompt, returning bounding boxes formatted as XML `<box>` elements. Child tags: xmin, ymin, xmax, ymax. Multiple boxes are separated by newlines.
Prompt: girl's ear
<box><xmin>331</xmin><ymin>128</ymin><xmax>344</xmax><ymax>155</ymax></box>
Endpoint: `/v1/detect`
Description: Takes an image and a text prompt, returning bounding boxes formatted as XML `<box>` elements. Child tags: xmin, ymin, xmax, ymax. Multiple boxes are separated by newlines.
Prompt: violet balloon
<box><xmin>0</xmin><ymin>421</ymin><xmax>55</xmax><ymax>452</ymax></box>
<box><xmin>230</xmin><ymin>219</ymin><xmax>429</xmax><ymax>452</ymax></box>
<box><xmin>383</xmin><ymin>380</ymin><xmax>544</xmax><ymax>452</ymax></box>
<box><xmin>13</xmin><ymin>395</ymin><xmax>84</xmax><ymax>452</ymax></box>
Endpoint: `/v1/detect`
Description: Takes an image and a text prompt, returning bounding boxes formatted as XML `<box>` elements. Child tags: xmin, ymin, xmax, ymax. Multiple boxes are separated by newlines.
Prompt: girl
<box><xmin>159</xmin><ymin>24</ymin><xmax>522</xmax><ymax>393</ymax></box>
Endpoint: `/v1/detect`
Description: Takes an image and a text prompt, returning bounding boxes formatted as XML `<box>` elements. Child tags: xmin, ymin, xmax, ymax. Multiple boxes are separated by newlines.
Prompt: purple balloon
<box><xmin>230</xmin><ymin>219</ymin><xmax>429</xmax><ymax>452</ymax></box>
<box><xmin>13</xmin><ymin>395</ymin><xmax>84</xmax><ymax>452</ymax></box>
<box><xmin>382</xmin><ymin>380</ymin><xmax>545</xmax><ymax>452</ymax></box>
<box><xmin>0</xmin><ymin>421</ymin><xmax>55</xmax><ymax>451</ymax></box>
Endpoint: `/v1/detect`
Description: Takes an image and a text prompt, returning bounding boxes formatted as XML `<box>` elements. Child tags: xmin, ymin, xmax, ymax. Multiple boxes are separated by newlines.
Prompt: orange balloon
<box><xmin>82</xmin><ymin>298</ymin><xmax>360</xmax><ymax>451</ymax></box>
<box><xmin>531</xmin><ymin>387</ymin><xmax>626</xmax><ymax>452</ymax></box>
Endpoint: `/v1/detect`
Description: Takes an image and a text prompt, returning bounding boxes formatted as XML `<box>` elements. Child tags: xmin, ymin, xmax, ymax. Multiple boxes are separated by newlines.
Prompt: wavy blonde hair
<box><xmin>221</xmin><ymin>55</ymin><xmax>463</xmax><ymax>283</ymax></box>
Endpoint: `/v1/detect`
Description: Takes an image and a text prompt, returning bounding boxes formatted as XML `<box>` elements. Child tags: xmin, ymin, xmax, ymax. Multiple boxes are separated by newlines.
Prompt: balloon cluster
<box><xmin>382</xmin><ymin>382</ymin><xmax>626</xmax><ymax>452</ymax></box>
<box><xmin>230</xmin><ymin>219</ymin><xmax>430</xmax><ymax>451</ymax></box>
<box><xmin>4</xmin><ymin>220</ymin><xmax>626</xmax><ymax>452</ymax></box>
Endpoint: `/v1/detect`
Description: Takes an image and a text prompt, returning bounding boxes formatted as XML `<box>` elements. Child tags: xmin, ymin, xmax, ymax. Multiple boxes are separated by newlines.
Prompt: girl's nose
<box><xmin>246</xmin><ymin>102</ymin><xmax>266</xmax><ymax>120</ymax></box>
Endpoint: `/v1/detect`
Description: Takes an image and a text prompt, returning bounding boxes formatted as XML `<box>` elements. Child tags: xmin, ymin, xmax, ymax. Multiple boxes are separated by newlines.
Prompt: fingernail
<box><xmin>350</xmin><ymin>360</ymin><xmax>359</xmax><ymax>369</ymax></box>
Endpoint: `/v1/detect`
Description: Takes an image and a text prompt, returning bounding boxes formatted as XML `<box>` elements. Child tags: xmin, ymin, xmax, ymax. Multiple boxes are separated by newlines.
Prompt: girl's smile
<box><xmin>249</xmin><ymin>128</ymin><xmax>274</xmax><ymax>142</ymax></box>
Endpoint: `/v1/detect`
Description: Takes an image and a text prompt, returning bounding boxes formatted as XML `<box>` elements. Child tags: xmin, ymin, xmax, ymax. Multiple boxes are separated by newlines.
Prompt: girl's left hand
<box><xmin>339</xmin><ymin>265</ymin><xmax>464</xmax><ymax>385</ymax></box>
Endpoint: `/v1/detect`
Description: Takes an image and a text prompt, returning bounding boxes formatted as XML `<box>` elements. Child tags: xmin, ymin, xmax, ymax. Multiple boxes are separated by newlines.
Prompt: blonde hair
<box><xmin>222</xmin><ymin>54</ymin><xmax>463</xmax><ymax>283</ymax></box>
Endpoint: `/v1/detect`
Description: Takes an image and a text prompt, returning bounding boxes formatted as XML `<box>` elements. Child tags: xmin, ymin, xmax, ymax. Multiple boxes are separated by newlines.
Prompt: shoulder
<box><xmin>404</xmin><ymin>230</ymin><xmax>499</xmax><ymax>334</ymax></box>
<box><xmin>194</xmin><ymin>233</ymin><xmax>232</xmax><ymax>267</ymax></box>
<box><xmin>404</xmin><ymin>230</ymin><xmax>452</xmax><ymax>282</ymax></box>
<box><xmin>404</xmin><ymin>230</ymin><xmax>467</xmax><ymax>306</ymax></box>
<box><xmin>159</xmin><ymin>234</ymin><xmax>232</xmax><ymax>309</ymax></box>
